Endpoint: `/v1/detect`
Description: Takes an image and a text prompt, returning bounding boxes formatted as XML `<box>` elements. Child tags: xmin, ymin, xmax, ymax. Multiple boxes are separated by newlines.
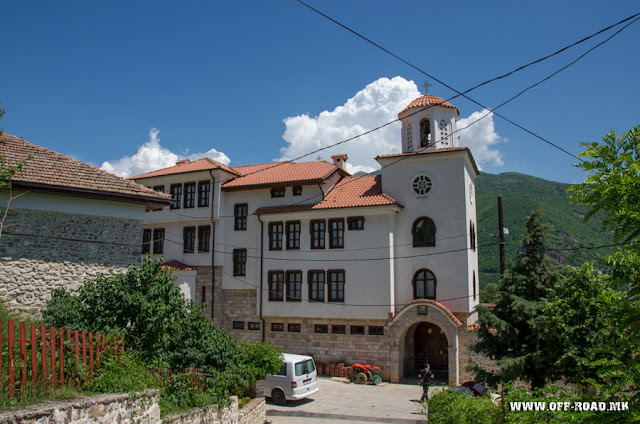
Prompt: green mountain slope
<box><xmin>476</xmin><ymin>172</ymin><xmax>614</xmax><ymax>289</ymax></box>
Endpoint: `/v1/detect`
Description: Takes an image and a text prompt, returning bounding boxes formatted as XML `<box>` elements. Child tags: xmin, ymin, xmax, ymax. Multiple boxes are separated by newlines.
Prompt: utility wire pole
<box><xmin>498</xmin><ymin>195</ymin><xmax>506</xmax><ymax>276</ymax></box>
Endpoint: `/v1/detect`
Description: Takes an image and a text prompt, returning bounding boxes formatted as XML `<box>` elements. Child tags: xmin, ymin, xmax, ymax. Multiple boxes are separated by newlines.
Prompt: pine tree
<box><xmin>470</xmin><ymin>210</ymin><xmax>559</xmax><ymax>390</ymax></box>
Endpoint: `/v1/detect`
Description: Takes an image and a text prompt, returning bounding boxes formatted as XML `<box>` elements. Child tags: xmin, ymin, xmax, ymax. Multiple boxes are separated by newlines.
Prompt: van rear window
<box><xmin>295</xmin><ymin>359</ymin><xmax>315</xmax><ymax>376</ymax></box>
<box><xmin>276</xmin><ymin>364</ymin><xmax>287</xmax><ymax>376</ymax></box>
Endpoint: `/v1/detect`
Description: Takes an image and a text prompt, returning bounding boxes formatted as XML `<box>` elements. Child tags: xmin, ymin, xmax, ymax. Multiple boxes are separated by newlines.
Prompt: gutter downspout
<box><xmin>209</xmin><ymin>170</ymin><xmax>216</xmax><ymax>321</ymax></box>
<box><xmin>257</xmin><ymin>214</ymin><xmax>266</xmax><ymax>342</ymax></box>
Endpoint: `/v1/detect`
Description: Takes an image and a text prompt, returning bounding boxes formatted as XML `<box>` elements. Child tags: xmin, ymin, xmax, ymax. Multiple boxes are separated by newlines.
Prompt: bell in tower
<box><xmin>399</xmin><ymin>81</ymin><xmax>460</xmax><ymax>154</ymax></box>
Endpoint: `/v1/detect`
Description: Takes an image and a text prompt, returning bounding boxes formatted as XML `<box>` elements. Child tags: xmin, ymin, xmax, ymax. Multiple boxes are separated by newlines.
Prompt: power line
<box><xmin>296</xmin><ymin>0</ymin><xmax>640</xmax><ymax>161</ymax></box>
<box><xmin>159</xmin><ymin>14</ymin><xmax>640</xmax><ymax>223</ymax></box>
<box><xmin>142</xmin><ymin>12</ymin><xmax>640</xmax><ymax>221</ymax></box>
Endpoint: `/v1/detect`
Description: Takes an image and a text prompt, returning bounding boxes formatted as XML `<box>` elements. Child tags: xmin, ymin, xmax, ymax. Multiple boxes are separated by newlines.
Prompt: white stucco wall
<box><xmin>379</xmin><ymin>151</ymin><xmax>476</xmax><ymax>315</ymax></box>
<box><xmin>2</xmin><ymin>190</ymin><xmax>146</xmax><ymax>220</ymax></box>
<box><xmin>256</xmin><ymin>207</ymin><xmax>399</xmax><ymax>320</ymax></box>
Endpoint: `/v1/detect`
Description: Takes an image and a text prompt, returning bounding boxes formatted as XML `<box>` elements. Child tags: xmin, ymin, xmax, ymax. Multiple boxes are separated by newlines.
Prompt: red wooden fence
<box><xmin>151</xmin><ymin>368</ymin><xmax>208</xmax><ymax>392</ymax></box>
<box><xmin>0</xmin><ymin>318</ymin><xmax>124</xmax><ymax>399</ymax></box>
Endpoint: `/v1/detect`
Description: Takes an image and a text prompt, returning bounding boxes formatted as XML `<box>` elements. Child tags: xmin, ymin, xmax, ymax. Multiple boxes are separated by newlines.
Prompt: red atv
<box><xmin>351</xmin><ymin>364</ymin><xmax>382</xmax><ymax>385</ymax></box>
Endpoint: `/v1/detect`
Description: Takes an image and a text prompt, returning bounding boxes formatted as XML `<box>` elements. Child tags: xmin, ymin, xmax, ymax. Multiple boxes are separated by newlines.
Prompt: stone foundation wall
<box><xmin>237</xmin><ymin>398</ymin><xmax>265</xmax><ymax>424</ymax></box>
<box><xmin>0</xmin><ymin>393</ymin><xmax>262</xmax><ymax>424</ymax></box>
<box><xmin>0</xmin><ymin>208</ymin><xmax>142</xmax><ymax>315</ymax></box>
<box><xmin>164</xmin><ymin>396</ymin><xmax>238</xmax><ymax>424</ymax></box>
<box><xmin>0</xmin><ymin>390</ymin><xmax>159</xmax><ymax>424</ymax></box>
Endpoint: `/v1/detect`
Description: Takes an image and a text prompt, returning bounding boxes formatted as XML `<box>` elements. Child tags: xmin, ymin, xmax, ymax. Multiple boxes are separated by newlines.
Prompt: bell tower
<box><xmin>399</xmin><ymin>82</ymin><xmax>460</xmax><ymax>153</ymax></box>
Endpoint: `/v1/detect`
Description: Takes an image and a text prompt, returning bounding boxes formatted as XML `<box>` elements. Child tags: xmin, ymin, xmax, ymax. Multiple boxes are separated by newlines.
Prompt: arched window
<box><xmin>413</xmin><ymin>217</ymin><xmax>436</xmax><ymax>247</ymax></box>
<box><xmin>420</xmin><ymin>119</ymin><xmax>431</xmax><ymax>148</ymax></box>
<box><xmin>414</xmin><ymin>269</ymin><xmax>436</xmax><ymax>299</ymax></box>
<box><xmin>473</xmin><ymin>271</ymin><xmax>477</xmax><ymax>301</ymax></box>
<box><xmin>470</xmin><ymin>221</ymin><xmax>476</xmax><ymax>251</ymax></box>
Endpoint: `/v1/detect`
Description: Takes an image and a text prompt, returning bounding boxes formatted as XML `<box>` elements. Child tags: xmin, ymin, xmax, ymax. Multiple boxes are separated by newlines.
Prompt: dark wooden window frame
<box><xmin>328</xmin><ymin>269</ymin><xmax>345</xmax><ymax>302</ymax></box>
<box><xmin>233</xmin><ymin>249</ymin><xmax>247</xmax><ymax>276</ymax></box>
<box><xmin>248</xmin><ymin>322</ymin><xmax>260</xmax><ymax>331</ymax></box>
<box><xmin>308</xmin><ymin>270</ymin><xmax>325</xmax><ymax>302</ymax></box>
<box><xmin>286</xmin><ymin>220</ymin><xmax>301</xmax><ymax>250</ymax></box>
<box><xmin>152</xmin><ymin>228</ymin><xmax>165</xmax><ymax>254</ymax></box>
<box><xmin>268</xmin><ymin>271</ymin><xmax>284</xmax><ymax>301</ymax></box>
<box><xmin>329</xmin><ymin>218</ymin><xmax>345</xmax><ymax>249</ymax></box>
<box><xmin>412</xmin><ymin>217</ymin><xmax>436</xmax><ymax>247</ymax></box>
<box><xmin>271</xmin><ymin>323</ymin><xmax>284</xmax><ymax>332</ymax></box>
<box><xmin>234</xmin><ymin>204</ymin><xmax>248</xmax><ymax>231</ymax></box>
<box><xmin>142</xmin><ymin>229</ymin><xmax>152</xmax><ymax>254</ymax></box>
<box><xmin>310</xmin><ymin>219</ymin><xmax>326</xmax><ymax>249</ymax></box>
<box><xmin>331</xmin><ymin>325</ymin><xmax>346</xmax><ymax>334</ymax></box>
<box><xmin>347</xmin><ymin>216</ymin><xmax>365</xmax><ymax>230</ymax></box>
<box><xmin>183</xmin><ymin>182</ymin><xmax>196</xmax><ymax>208</ymax></box>
<box><xmin>413</xmin><ymin>268</ymin><xmax>437</xmax><ymax>300</ymax></box>
<box><xmin>285</xmin><ymin>270</ymin><xmax>302</xmax><ymax>302</ymax></box>
<box><xmin>369</xmin><ymin>326</ymin><xmax>384</xmax><ymax>336</ymax></box>
<box><xmin>183</xmin><ymin>226</ymin><xmax>196</xmax><ymax>253</ymax></box>
<box><xmin>292</xmin><ymin>185</ymin><xmax>303</xmax><ymax>196</ymax></box>
<box><xmin>169</xmin><ymin>184</ymin><xmax>182</xmax><ymax>209</ymax></box>
<box><xmin>232</xmin><ymin>321</ymin><xmax>245</xmax><ymax>330</ymax></box>
<box><xmin>350</xmin><ymin>325</ymin><xmax>365</xmax><ymax>335</ymax></box>
<box><xmin>270</xmin><ymin>187</ymin><xmax>286</xmax><ymax>198</ymax></box>
<box><xmin>288</xmin><ymin>323</ymin><xmax>301</xmax><ymax>333</ymax></box>
<box><xmin>197</xmin><ymin>180</ymin><xmax>210</xmax><ymax>207</ymax></box>
<box><xmin>269</xmin><ymin>222</ymin><xmax>284</xmax><ymax>251</ymax></box>
<box><xmin>314</xmin><ymin>324</ymin><xmax>328</xmax><ymax>334</ymax></box>
<box><xmin>197</xmin><ymin>225</ymin><xmax>211</xmax><ymax>252</ymax></box>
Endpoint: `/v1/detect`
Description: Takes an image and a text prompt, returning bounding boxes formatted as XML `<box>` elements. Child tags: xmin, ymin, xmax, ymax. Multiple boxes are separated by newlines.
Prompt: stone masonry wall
<box><xmin>0</xmin><ymin>208</ymin><xmax>142</xmax><ymax>315</ymax></box>
<box><xmin>0</xmin><ymin>390</ymin><xmax>160</xmax><ymax>424</ymax></box>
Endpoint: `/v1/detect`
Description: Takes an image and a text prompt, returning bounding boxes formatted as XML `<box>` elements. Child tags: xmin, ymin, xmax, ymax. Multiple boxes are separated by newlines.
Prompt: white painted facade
<box><xmin>133</xmin><ymin>95</ymin><xmax>480</xmax><ymax>383</ymax></box>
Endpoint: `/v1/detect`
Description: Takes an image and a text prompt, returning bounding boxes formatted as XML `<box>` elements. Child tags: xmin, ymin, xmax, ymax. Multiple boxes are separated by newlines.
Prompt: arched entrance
<box><xmin>403</xmin><ymin>321</ymin><xmax>449</xmax><ymax>381</ymax></box>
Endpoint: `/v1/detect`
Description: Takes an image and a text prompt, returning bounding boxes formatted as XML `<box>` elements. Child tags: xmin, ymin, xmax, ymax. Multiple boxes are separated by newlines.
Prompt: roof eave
<box><xmin>254</xmin><ymin>202</ymin><xmax>403</xmax><ymax>216</ymax></box>
<box><xmin>221</xmin><ymin>178</ymin><xmax>326</xmax><ymax>192</ymax></box>
<box><xmin>10</xmin><ymin>181</ymin><xmax>172</xmax><ymax>208</ymax></box>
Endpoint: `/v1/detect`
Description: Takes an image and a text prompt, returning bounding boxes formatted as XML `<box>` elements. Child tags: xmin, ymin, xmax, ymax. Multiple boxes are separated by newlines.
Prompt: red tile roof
<box><xmin>399</xmin><ymin>95</ymin><xmax>460</xmax><ymax>117</ymax></box>
<box><xmin>222</xmin><ymin>160</ymin><xmax>341</xmax><ymax>191</ymax></box>
<box><xmin>0</xmin><ymin>133</ymin><xmax>171</xmax><ymax>204</ymax></box>
<box><xmin>253</xmin><ymin>175</ymin><xmax>400</xmax><ymax>215</ymax></box>
<box><xmin>131</xmin><ymin>157</ymin><xmax>239</xmax><ymax>179</ymax></box>
<box><xmin>393</xmin><ymin>299</ymin><xmax>463</xmax><ymax>327</ymax></box>
<box><xmin>161</xmin><ymin>260</ymin><xmax>195</xmax><ymax>271</ymax></box>
<box><xmin>375</xmin><ymin>147</ymin><xmax>479</xmax><ymax>175</ymax></box>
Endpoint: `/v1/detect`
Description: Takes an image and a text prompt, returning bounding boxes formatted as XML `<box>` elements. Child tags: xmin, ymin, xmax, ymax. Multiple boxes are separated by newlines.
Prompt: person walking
<box><xmin>418</xmin><ymin>363</ymin><xmax>434</xmax><ymax>402</ymax></box>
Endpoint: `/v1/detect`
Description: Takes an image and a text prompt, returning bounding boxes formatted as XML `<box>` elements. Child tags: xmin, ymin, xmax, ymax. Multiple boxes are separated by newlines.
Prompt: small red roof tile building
<box><xmin>0</xmin><ymin>133</ymin><xmax>171</xmax><ymax>315</ymax></box>
<box><xmin>131</xmin><ymin>93</ymin><xmax>480</xmax><ymax>385</ymax></box>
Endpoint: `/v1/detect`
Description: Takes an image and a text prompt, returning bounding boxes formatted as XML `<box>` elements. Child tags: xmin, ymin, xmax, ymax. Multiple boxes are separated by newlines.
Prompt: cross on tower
<box><xmin>422</xmin><ymin>80</ymin><xmax>432</xmax><ymax>95</ymax></box>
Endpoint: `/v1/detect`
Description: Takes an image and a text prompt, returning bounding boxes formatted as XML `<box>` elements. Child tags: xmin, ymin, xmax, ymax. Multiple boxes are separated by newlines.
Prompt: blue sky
<box><xmin>2</xmin><ymin>1</ymin><xmax>639</xmax><ymax>183</ymax></box>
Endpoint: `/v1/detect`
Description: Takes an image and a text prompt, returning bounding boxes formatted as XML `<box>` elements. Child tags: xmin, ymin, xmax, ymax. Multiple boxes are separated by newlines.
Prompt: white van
<box><xmin>263</xmin><ymin>353</ymin><xmax>319</xmax><ymax>405</ymax></box>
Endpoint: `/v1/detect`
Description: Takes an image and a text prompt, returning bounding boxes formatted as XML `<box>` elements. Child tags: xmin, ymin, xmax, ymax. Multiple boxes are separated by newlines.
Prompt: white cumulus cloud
<box><xmin>456</xmin><ymin>110</ymin><xmax>504</xmax><ymax>169</ymax></box>
<box><xmin>101</xmin><ymin>128</ymin><xmax>230</xmax><ymax>178</ymax></box>
<box><xmin>279</xmin><ymin>76</ymin><xmax>504</xmax><ymax>173</ymax></box>
<box><xmin>279</xmin><ymin>76</ymin><xmax>421</xmax><ymax>174</ymax></box>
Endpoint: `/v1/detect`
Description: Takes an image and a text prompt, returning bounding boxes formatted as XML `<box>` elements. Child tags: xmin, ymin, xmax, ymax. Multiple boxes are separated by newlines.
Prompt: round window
<box><xmin>411</xmin><ymin>174</ymin><xmax>433</xmax><ymax>197</ymax></box>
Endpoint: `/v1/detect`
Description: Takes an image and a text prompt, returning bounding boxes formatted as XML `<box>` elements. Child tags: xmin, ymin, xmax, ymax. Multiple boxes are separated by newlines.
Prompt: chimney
<box><xmin>176</xmin><ymin>159</ymin><xmax>189</xmax><ymax>166</ymax></box>
<box><xmin>331</xmin><ymin>153</ymin><xmax>348</xmax><ymax>171</ymax></box>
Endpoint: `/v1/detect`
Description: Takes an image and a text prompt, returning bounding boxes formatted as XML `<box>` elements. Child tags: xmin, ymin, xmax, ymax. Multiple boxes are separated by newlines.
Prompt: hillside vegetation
<box><xmin>476</xmin><ymin>172</ymin><xmax>614</xmax><ymax>289</ymax></box>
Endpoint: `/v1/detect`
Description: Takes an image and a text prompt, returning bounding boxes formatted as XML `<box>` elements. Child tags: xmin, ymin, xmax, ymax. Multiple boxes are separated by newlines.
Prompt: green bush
<box><xmin>428</xmin><ymin>390</ymin><xmax>501</xmax><ymax>424</ymax></box>
<box><xmin>41</xmin><ymin>258</ymin><xmax>282</xmax><ymax>405</ymax></box>
<box><xmin>87</xmin><ymin>351</ymin><xmax>159</xmax><ymax>394</ymax></box>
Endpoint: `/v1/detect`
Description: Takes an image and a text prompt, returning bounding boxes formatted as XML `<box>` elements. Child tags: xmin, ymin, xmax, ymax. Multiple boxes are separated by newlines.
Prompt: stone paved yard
<box><xmin>265</xmin><ymin>377</ymin><xmax>436</xmax><ymax>423</ymax></box>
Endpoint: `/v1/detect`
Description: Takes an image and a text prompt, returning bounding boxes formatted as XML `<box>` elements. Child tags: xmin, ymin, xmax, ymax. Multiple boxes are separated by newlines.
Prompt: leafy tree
<box><xmin>570</xmin><ymin>126</ymin><xmax>640</xmax><ymax>244</ymax></box>
<box><xmin>470</xmin><ymin>210</ymin><xmax>560</xmax><ymax>390</ymax></box>
<box><xmin>42</xmin><ymin>258</ymin><xmax>282</xmax><ymax>385</ymax></box>
<box><xmin>569</xmin><ymin>126</ymin><xmax>640</xmax><ymax>416</ymax></box>
<box><xmin>538</xmin><ymin>263</ymin><xmax>625</xmax><ymax>386</ymax></box>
